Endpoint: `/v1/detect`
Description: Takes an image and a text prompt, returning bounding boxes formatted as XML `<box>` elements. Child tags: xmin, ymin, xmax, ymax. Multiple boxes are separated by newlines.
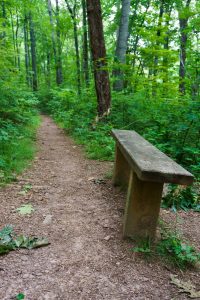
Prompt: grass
<box><xmin>0</xmin><ymin>115</ymin><xmax>40</xmax><ymax>185</ymax></box>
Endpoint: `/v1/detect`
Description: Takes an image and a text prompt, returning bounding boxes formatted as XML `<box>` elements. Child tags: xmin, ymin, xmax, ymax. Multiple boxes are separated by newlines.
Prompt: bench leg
<box><xmin>123</xmin><ymin>170</ymin><xmax>164</xmax><ymax>240</ymax></box>
<box><xmin>113</xmin><ymin>144</ymin><xmax>130</xmax><ymax>189</ymax></box>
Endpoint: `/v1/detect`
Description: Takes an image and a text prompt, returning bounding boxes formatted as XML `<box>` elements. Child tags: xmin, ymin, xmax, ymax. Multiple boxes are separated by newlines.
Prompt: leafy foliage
<box><xmin>162</xmin><ymin>185</ymin><xmax>200</xmax><ymax>211</ymax></box>
<box><xmin>131</xmin><ymin>223</ymin><xmax>200</xmax><ymax>269</ymax></box>
<box><xmin>0</xmin><ymin>225</ymin><xmax>49</xmax><ymax>255</ymax></box>
<box><xmin>43</xmin><ymin>87</ymin><xmax>200</xmax><ymax>213</ymax></box>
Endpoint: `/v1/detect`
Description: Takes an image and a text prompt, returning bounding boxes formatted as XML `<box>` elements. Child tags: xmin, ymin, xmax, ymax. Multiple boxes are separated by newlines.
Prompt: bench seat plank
<box><xmin>112</xmin><ymin>129</ymin><xmax>194</xmax><ymax>185</ymax></box>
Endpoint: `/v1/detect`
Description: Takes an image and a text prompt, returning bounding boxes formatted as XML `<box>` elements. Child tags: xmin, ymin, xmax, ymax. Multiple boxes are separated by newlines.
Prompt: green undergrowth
<box><xmin>162</xmin><ymin>185</ymin><xmax>200</xmax><ymax>212</ymax></box>
<box><xmin>0</xmin><ymin>88</ymin><xmax>40</xmax><ymax>185</ymax></box>
<box><xmin>39</xmin><ymin>87</ymin><xmax>199</xmax><ymax>209</ymax></box>
<box><xmin>0</xmin><ymin>115</ymin><xmax>40</xmax><ymax>185</ymax></box>
<box><xmin>132</xmin><ymin>220</ymin><xmax>200</xmax><ymax>270</ymax></box>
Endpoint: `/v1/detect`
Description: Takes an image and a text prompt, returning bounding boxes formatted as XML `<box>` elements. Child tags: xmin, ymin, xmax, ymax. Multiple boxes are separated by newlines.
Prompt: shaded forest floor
<box><xmin>0</xmin><ymin>116</ymin><xmax>199</xmax><ymax>300</ymax></box>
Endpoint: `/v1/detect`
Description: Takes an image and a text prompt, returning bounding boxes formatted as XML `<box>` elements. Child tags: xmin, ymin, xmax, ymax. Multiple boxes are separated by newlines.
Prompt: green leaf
<box><xmin>16</xmin><ymin>293</ymin><xmax>25</xmax><ymax>300</ymax></box>
<box><xmin>16</xmin><ymin>204</ymin><xmax>35</xmax><ymax>215</ymax></box>
<box><xmin>0</xmin><ymin>244</ymin><xmax>13</xmax><ymax>255</ymax></box>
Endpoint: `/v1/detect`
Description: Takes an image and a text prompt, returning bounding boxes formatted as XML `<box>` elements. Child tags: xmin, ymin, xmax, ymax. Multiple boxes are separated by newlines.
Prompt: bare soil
<box><xmin>0</xmin><ymin>116</ymin><xmax>199</xmax><ymax>300</ymax></box>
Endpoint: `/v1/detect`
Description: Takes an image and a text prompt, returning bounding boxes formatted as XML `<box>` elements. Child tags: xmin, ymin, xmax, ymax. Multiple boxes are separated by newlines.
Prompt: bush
<box><xmin>0</xmin><ymin>86</ymin><xmax>40</xmax><ymax>184</ymax></box>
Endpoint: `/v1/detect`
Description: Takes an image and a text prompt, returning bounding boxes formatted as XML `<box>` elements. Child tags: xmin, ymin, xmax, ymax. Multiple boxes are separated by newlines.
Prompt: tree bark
<box><xmin>23</xmin><ymin>14</ymin><xmax>31</xmax><ymax>86</ymax></box>
<box><xmin>10</xmin><ymin>9</ymin><xmax>17</xmax><ymax>67</ymax></box>
<box><xmin>15</xmin><ymin>11</ymin><xmax>20</xmax><ymax>70</ymax></box>
<box><xmin>55</xmin><ymin>0</ymin><xmax>63</xmax><ymax>85</ymax></box>
<box><xmin>46</xmin><ymin>50</ymin><xmax>51</xmax><ymax>87</ymax></box>
<box><xmin>163</xmin><ymin>3</ymin><xmax>173</xmax><ymax>86</ymax></box>
<box><xmin>178</xmin><ymin>0</ymin><xmax>191</xmax><ymax>95</ymax></box>
<box><xmin>113</xmin><ymin>0</ymin><xmax>131</xmax><ymax>91</ymax></box>
<box><xmin>82</xmin><ymin>0</ymin><xmax>89</xmax><ymax>87</ymax></box>
<box><xmin>152</xmin><ymin>0</ymin><xmax>164</xmax><ymax>96</ymax></box>
<box><xmin>153</xmin><ymin>1</ymin><xmax>164</xmax><ymax>77</ymax></box>
<box><xmin>29</xmin><ymin>12</ymin><xmax>38</xmax><ymax>91</ymax></box>
<box><xmin>65</xmin><ymin>0</ymin><xmax>81</xmax><ymax>94</ymax></box>
<box><xmin>86</xmin><ymin>0</ymin><xmax>111</xmax><ymax>118</ymax></box>
<box><xmin>1</xmin><ymin>0</ymin><xmax>6</xmax><ymax>40</ymax></box>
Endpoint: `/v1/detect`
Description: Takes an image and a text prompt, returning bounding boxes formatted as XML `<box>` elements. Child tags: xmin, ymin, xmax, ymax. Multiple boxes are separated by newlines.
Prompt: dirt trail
<box><xmin>0</xmin><ymin>116</ymin><xmax>199</xmax><ymax>300</ymax></box>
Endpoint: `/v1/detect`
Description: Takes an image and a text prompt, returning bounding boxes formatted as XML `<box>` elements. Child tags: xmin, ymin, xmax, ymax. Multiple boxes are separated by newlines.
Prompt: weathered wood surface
<box><xmin>124</xmin><ymin>171</ymin><xmax>164</xmax><ymax>239</ymax></box>
<box><xmin>112</xmin><ymin>129</ymin><xmax>194</xmax><ymax>185</ymax></box>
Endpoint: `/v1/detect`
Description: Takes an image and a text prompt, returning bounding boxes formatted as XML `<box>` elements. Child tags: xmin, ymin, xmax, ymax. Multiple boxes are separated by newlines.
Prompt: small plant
<box><xmin>0</xmin><ymin>225</ymin><xmax>49</xmax><ymax>255</ymax></box>
<box><xmin>132</xmin><ymin>238</ymin><xmax>151</xmax><ymax>258</ymax></box>
<box><xmin>16</xmin><ymin>293</ymin><xmax>25</xmax><ymax>300</ymax></box>
<box><xmin>162</xmin><ymin>184</ymin><xmax>200</xmax><ymax>211</ymax></box>
<box><xmin>156</xmin><ymin>232</ymin><xmax>200</xmax><ymax>269</ymax></box>
<box><xmin>131</xmin><ymin>222</ymin><xmax>200</xmax><ymax>269</ymax></box>
<box><xmin>104</xmin><ymin>170</ymin><xmax>113</xmax><ymax>180</ymax></box>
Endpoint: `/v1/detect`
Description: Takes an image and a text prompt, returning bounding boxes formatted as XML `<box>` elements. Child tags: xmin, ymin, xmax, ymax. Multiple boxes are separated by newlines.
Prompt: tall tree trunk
<box><xmin>82</xmin><ymin>0</ymin><xmax>89</xmax><ymax>87</ymax></box>
<box><xmin>15</xmin><ymin>11</ymin><xmax>20</xmax><ymax>69</ymax></box>
<box><xmin>153</xmin><ymin>1</ymin><xmax>164</xmax><ymax>77</ymax></box>
<box><xmin>152</xmin><ymin>0</ymin><xmax>164</xmax><ymax>96</ymax></box>
<box><xmin>24</xmin><ymin>14</ymin><xmax>31</xmax><ymax>86</ymax></box>
<box><xmin>46</xmin><ymin>0</ymin><xmax>61</xmax><ymax>86</ymax></box>
<box><xmin>127</xmin><ymin>0</ymin><xmax>150</xmax><ymax>92</ymax></box>
<box><xmin>86</xmin><ymin>0</ymin><xmax>111</xmax><ymax>118</ymax></box>
<box><xmin>178</xmin><ymin>0</ymin><xmax>191</xmax><ymax>95</ymax></box>
<box><xmin>65</xmin><ymin>0</ymin><xmax>81</xmax><ymax>94</ymax></box>
<box><xmin>55</xmin><ymin>0</ymin><xmax>63</xmax><ymax>85</ymax></box>
<box><xmin>46</xmin><ymin>50</ymin><xmax>51</xmax><ymax>87</ymax></box>
<box><xmin>163</xmin><ymin>3</ymin><xmax>173</xmax><ymax>87</ymax></box>
<box><xmin>113</xmin><ymin>0</ymin><xmax>131</xmax><ymax>91</ymax></box>
<box><xmin>29</xmin><ymin>12</ymin><xmax>38</xmax><ymax>91</ymax></box>
<box><xmin>1</xmin><ymin>0</ymin><xmax>6</xmax><ymax>40</ymax></box>
<box><xmin>10</xmin><ymin>9</ymin><xmax>17</xmax><ymax>66</ymax></box>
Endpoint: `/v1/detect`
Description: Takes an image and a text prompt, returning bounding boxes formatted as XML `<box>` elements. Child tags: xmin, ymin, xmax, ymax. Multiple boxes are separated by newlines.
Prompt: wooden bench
<box><xmin>111</xmin><ymin>129</ymin><xmax>194</xmax><ymax>240</ymax></box>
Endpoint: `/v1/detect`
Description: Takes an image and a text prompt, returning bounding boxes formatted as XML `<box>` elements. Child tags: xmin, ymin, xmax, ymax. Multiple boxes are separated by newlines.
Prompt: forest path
<box><xmin>0</xmin><ymin>116</ymin><xmax>199</xmax><ymax>300</ymax></box>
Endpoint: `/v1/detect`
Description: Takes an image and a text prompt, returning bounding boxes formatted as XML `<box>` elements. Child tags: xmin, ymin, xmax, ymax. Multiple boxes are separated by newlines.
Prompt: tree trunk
<box><xmin>15</xmin><ymin>11</ymin><xmax>20</xmax><ymax>70</ymax></box>
<box><xmin>1</xmin><ymin>0</ymin><xmax>6</xmax><ymax>40</ymax></box>
<box><xmin>178</xmin><ymin>0</ymin><xmax>191</xmax><ymax>95</ymax></box>
<box><xmin>29</xmin><ymin>12</ymin><xmax>38</xmax><ymax>91</ymax></box>
<box><xmin>152</xmin><ymin>0</ymin><xmax>164</xmax><ymax>96</ymax></box>
<box><xmin>162</xmin><ymin>3</ymin><xmax>173</xmax><ymax>87</ymax></box>
<box><xmin>46</xmin><ymin>0</ymin><xmax>57</xmax><ymax>85</ymax></box>
<box><xmin>113</xmin><ymin>0</ymin><xmax>131</xmax><ymax>91</ymax></box>
<box><xmin>23</xmin><ymin>14</ymin><xmax>31</xmax><ymax>86</ymax></box>
<box><xmin>82</xmin><ymin>0</ymin><xmax>89</xmax><ymax>87</ymax></box>
<box><xmin>65</xmin><ymin>0</ymin><xmax>81</xmax><ymax>94</ymax></box>
<box><xmin>153</xmin><ymin>1</ymin><xmax>164</xmax><ymax>77</ymax></box>
<box><xmin>55</xmin><ymin>0</ymin><xmax>63</xmax><ymax>85</ymax></box>
<box><xmin>86</xmin><ymin>0</ymin><xmax>111</xmax><ymax>118</ymax></box>
<box><xmin>46</xmin><ymin>50</ymin><xmax>51</xmax><ymax>87</ymax></box>
<box><xmin>10</xmin><ymin>9</ymin><xmax>17</xmax><ymax>67</ymax></box>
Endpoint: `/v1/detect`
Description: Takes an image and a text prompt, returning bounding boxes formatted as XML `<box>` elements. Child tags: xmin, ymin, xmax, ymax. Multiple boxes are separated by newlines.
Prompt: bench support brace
<box><xmin>123</xmin><ymin>170</ymin><xmax>164</xmax><ymax>240</ymax></box>
<box><xmin>113</xmin><ymin>144</ymin><xmax>130</xmax><ymax>188</ymax></box>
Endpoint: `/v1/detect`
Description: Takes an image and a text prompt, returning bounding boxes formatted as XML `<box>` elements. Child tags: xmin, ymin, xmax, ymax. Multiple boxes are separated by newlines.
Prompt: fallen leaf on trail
<box><xmin>43</xmin><ymin>215</ymin><xmax>53</xmax><ymax>225</ymax></box>
<box><xmin>88</xmin><ymin>178</ymin><xmax>106</xmax><ymax>184</ymax></box>
<box><xmin>88</xmin><ymin>177</ymin><xmax>95</xmax><ymax>181</ymax></box>
<box><xmin>14</xmin><ymin>236</ymin><xmax>50</xmax><ymax>249</ymax></box>
<box><xmin>16</xmin><ymin>204</ymin><xmax>35</xmax><ymax>215</ymax></box>
<box><xmin>170</xmin><ymin>274</ymin><xmax>200</xmax><ymax>298</ymax></box>
<box><xmin>18</xmin><ymin>191</ymin><xmax>26</xmax><ymax>196</ymax></box>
